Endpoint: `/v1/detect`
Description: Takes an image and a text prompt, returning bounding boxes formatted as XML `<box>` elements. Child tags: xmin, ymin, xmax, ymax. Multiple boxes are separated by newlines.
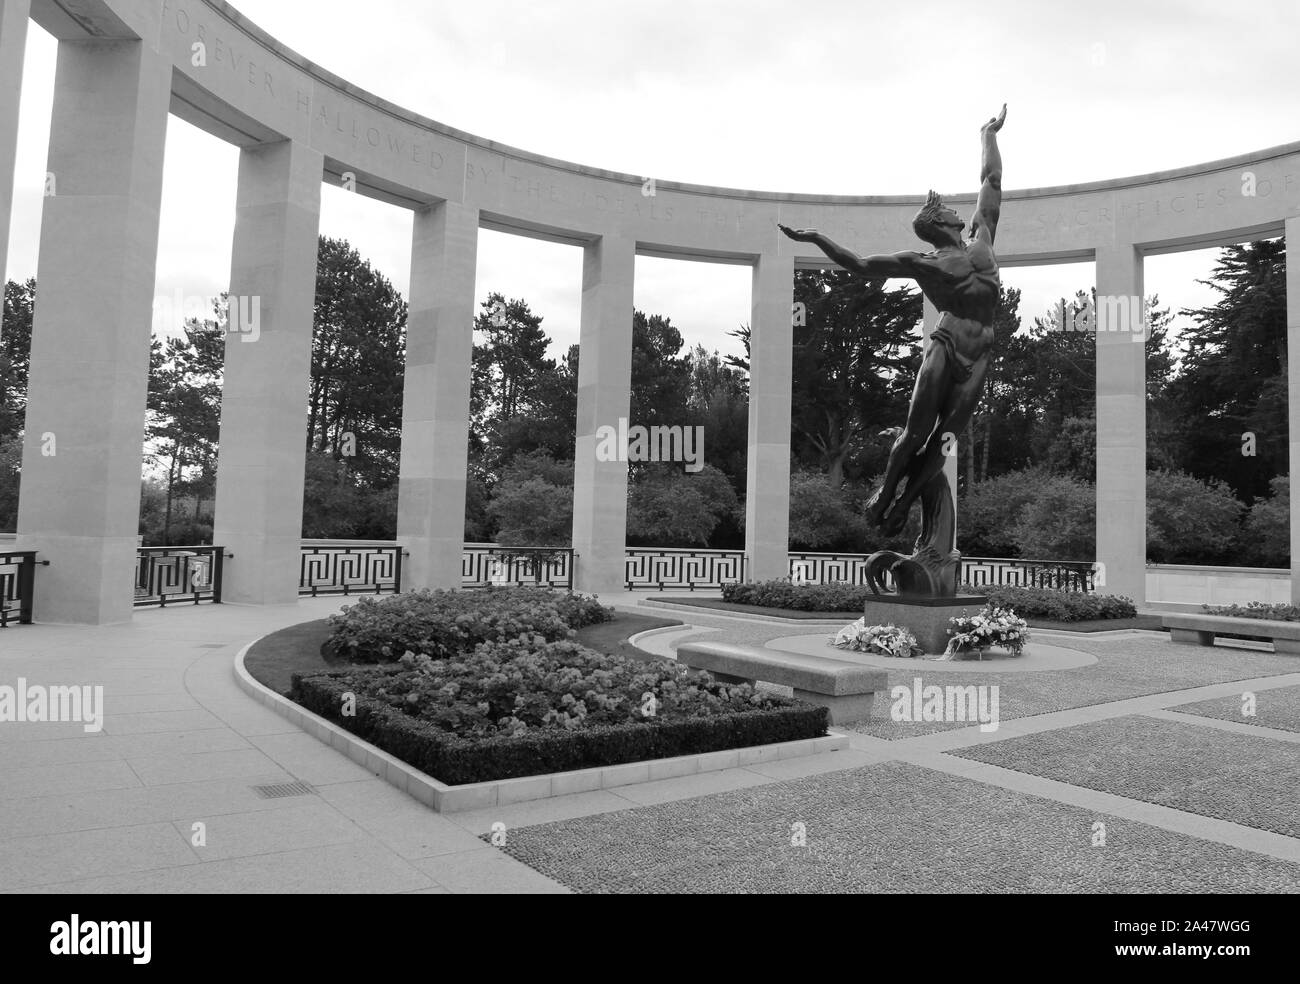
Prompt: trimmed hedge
<box><xmin>969</xmin><ymin>585</ymin><xmax>1137</xmax><ymax>622</ymax></box>
<box><xmin>321</xmin><ymin>586</ymin><xmax>613</xmax><ymax>663</ymax></box>
<box><xmin>721</xmin><ymin>578</ymin><xmax>1137</xmax><ymax>622</ymax></box>
<box><xmin>721</xmin><ymin>580</ymin><xmax>869</xmax><ymax>612</ymax></box>
<box><xmin>1203</xmin><ymin>602</ymin><xmax>1300</xmax><ymax>622</ymax></box>
<box><xmin>290</xmin><ymin>665</ymin><xmax>828</xmax><ymax>784</ymax></box>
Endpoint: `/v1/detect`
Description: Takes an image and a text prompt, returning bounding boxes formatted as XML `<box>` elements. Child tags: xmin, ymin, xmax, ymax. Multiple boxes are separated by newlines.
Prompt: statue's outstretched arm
<box><xmin>778</xmin><ymin>224</ymin><xmax>925</xmax><ymax>280</ymax></box>
<box><xmin>970</xmin><ymin>104</ymin><xmax>1006</xmax><ymax>245</ymax></box>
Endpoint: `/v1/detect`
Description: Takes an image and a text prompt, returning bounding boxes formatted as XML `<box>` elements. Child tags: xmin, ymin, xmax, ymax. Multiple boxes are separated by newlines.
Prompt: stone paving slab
<box><xmin>488</xmin><ymin>760</ymin><xmax>1300</xmax><ymax>894</ymax></box>
<box><xmin>1170</xmin><ymin>684</ymin><xmax>1300</xmax><ymax>734</ymax></box>
<box><xmin>952</xmin><ymin>715</ymin><xmax>1300</xmax><ymax>839</ymax></box>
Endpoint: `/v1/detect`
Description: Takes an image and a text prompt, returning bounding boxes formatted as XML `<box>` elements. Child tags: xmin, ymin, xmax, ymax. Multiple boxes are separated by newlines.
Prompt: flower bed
<box><xmin>943</xmin><ymin>604</ymin><xmax>1030</xmax><ymax>659</ymax></box>
<box><xmin>1203</xmin><ymin>602</ymin><xmax>1300</xmax><ymax>622</ymax></box>
<box><xmin>831</xmin><ymin>620</ymin><xmax>923</xmax><ymax>658</ymax></box>
<box><xmin>321</xmin><ymin>586</ymin><xmax>612</xmax><ymax>663</ymax></box>
<box><xmin>290</xmin><ymin>639</ymin><xmax>827</xmax><ymax>783</ymax></box>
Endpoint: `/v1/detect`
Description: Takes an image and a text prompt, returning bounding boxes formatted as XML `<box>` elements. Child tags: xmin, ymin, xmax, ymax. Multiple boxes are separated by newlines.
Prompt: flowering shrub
<box><xmin>830</xmin><ymin>619</ymin><xmax>923</xmax><ymax>658</ymax></box>
<box><xmin>337</xmin><ymin>639</ymin><xmax>791</xmax><ymax>736</ymax></box>
<box><xmin>944</xmin><ymin>604</ymin><xmax>1030</xmax><ymax>658</ymax></box>
<box><xmin>321</xmin><ymin>587</ymin><xmax>612</xmax><ymax>664</ymax></box>
<box><xmin>290</xmin><ymin>641</ymin><xmax>827</xmax><ymax>783</ymax></box>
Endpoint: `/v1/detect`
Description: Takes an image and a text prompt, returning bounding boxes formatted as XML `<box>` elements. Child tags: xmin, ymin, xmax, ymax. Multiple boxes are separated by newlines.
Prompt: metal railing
<box><xmin>299</xmin><ymin>544</ymin><xmax>404</xmax><ymax>596</ymax></box>
<box><xmin>135</xmin><ymin>546</ymin><xmax>225</xmax><ymax>608</ymax></box>
<box><xmin>783</xmin><ymin>553</ymin><xmax>1095</xmax><ymax>593</ymax></box>
<box><xmin>961</xmin><ymin>556</ymin><xmax>1097</xmax><ymax>593</ymax></box>
<box><xmin>789</xmin><ymin>552</ymin><xmax>894</xmax><ymax>589</ymax></box>
<box><xmin>0</xmin><ymin>551</ymin><xmax>37</xmax><ymax>626</ymax></box>
<box><xmin>625</xmin><ymin>548</ymin><xmax>745</xmax><ymax>591</ymax></box>
<box><xmin>462</xmin><ymin>545</ymin><xmax>574</xmax><ymax>589</ymax></box>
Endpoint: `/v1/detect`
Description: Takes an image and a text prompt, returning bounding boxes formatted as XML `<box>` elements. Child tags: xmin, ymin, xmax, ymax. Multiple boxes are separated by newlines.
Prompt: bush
<box><xmin>959</xmin><ymin>467</ymin><xmax>1051</xmax><ymax>557</ymax></box>
<box><xmin>290</xmin><ymin>642</ymin><xmax>827</xmax><ymax>783</ymax></box>
<box><xmin>1010</xmin><ymin>473</ymin><xmax>1096</xmax><ymax>559</ymax></box>
<box><xmin>1237</xmin><ymin>477</ymin><xmax>1289</xmax><ymax>567</ymax></box>
<box><xmin>321</xmin><ymin>586</ymin><xmax>612</xmax><ymax>663</ymax></box>
<box><xmin>1202</xmin><ymin>602</ymin><xmax>1300</xmax><ymax>622</ymax></box>
<box><xmin>1146</xmin><ymin>469</ymin><xmax>1243</xmax><ymax>565</ymax></box>
<box><xmin>965</xmin><ymin>585</ymin><xmax>1137</xmax><ymax>622</ymax></box>
<box><xmin>721</xmin><ymin>579</ymin><xmax>870</xmax><ymax>612</ymax></box>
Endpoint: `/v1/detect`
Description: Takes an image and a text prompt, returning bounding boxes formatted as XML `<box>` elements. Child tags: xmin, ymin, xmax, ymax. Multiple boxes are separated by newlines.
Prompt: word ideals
<box><xmin>50</xmin><ymin>915</ymin><xmax>151</xmax><ymax>965</ymax></box>
<box><xmin>890</xmin><ymin>677</ymin><xmax>1000</xmax><ymax>733</ymax></box>
<box><xmin>594</xmin><ymin>418</ymin><xmax>704</xmax><ymax>472</ymax></box>
<box><xmin>0</xmin><ymin>678</ymin><xmax>104</xmax><ymax>733</ymax></box>
<box><xmin>1049</xmin><ymin>295</ymin><xmax>1148</xmax><ymax>341</ymax></box>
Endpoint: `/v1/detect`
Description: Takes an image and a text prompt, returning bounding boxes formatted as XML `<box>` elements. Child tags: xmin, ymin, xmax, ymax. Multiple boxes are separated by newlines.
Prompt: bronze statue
<box><xmin>779</xmin><ymin>105</ymin><xmax>1006</xmax><ymax>597</ymax></box>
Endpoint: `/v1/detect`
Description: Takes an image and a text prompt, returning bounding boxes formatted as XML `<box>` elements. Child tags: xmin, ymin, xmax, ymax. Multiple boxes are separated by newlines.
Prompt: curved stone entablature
<box><xmin>31</xmin><ymin>0</ymin><xmax>1300</xmax><ymax>264</ymax></box>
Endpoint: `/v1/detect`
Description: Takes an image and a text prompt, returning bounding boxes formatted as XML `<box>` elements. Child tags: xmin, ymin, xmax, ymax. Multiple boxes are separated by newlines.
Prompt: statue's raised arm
<box><xmin>969</xmin><ymin>103</ymin><xmax>1006</xmax><ymax>245</ymax></box>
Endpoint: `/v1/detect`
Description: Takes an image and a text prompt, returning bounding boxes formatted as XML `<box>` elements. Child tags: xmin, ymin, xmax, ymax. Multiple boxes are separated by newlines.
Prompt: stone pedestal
<box><xmin>862</xmin><ymin>594</ymin><xmax>987</xmax><ymax>655</ymax></box>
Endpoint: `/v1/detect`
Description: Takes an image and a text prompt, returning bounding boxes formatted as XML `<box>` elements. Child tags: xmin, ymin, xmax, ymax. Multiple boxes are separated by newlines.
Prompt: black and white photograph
<box><xmin>0</xmin><ymin>0</ymin><xmax>1295</xmax><ymax>959</ymax></box>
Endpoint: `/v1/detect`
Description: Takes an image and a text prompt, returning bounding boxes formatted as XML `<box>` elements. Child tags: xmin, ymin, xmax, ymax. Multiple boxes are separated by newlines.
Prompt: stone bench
<box><xmin>675</xmin><ymin>641</ymin><xmax>888</xmax><ymax>725</ymax></box>
<box><xmin>1162</xmin><ymin>613</ymin><xmax>1300</xmax><ymax>654</ymax></box>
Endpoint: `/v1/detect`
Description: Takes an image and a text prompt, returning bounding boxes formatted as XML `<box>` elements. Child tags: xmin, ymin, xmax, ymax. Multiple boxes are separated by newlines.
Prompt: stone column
<box><xmin>745</xmin><ymin>252</ymin><xmax>795</xmax><ymax>582</ymax></box>
<box><xmin>212</xmin><ymin>140</ymin><xmax>323</xmax><ymax>604</ymax></box>
<box><xmin>1094</xmin><ymin>243</ymin><xmax>1147</xmax><ymax>604</ymax></box>
<box><xmin>572</xmin><ymin>234</ymin><xmax>635</xmax><ymax>593</ymax></box>
<box><xmin>0</xmin><ymin>0</ymin><xmax>30</xmax><ymax>339</ymax></box>
<box><xmin>923</xmin><ymin>297</ymin><xmax>960</xmax><ymax>534</ymax></box>
<box><xmin>1287</xmin><ymin>217</ymin><xmax>1300</xmax><ymax>604</ymax></box>
<box><xmin>16</xmin><ymin>39</ymin><xmax>170</xmax><ymax>624</ymax></box>
<box><xmin>396</xmin><ymin>201</ymin><xmax>479</xmax><ymax>591</ymax></box>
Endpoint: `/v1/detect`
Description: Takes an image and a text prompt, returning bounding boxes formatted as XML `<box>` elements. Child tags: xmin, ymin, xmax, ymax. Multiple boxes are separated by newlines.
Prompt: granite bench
<box><xmin>675</xmin><ymin>640</ymin><xmax>888</xmax><ymax>725</ymax></box>
<box><xmin>1162</xmin><ymin>612</ymin><xmax>1300</xmax><ymax>654</ymax></box>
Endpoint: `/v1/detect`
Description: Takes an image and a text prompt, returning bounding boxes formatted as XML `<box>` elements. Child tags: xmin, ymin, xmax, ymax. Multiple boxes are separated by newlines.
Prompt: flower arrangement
<box><xmin>830</xmin><ymin>619</ymin><xmax>924</xmax><ymax>659</ymax></box>
<box><xmin>943</xmin><ymin>604</ymin><xmax>1030</xmax><ymax>659</ymax></box>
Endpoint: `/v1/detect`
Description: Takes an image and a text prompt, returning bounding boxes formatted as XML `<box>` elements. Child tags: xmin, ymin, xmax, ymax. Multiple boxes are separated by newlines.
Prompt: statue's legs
<box><xmin>880</xmin><ymin>355</ymin><xmax>989</xmax><ymax>533</ymax></box>
<box><xmin>866</xmin><ymin>344</ymin><xmax>949</xmax><ymax>526</ymax></box>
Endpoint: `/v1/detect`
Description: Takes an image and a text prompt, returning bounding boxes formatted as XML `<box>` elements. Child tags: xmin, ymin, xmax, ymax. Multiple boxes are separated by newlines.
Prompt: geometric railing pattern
<box><xmin>0</xmin><ymin>550</ymin><xmax>38</xmax><ymax>626</ymax></box>
<box><xmin>299</xmin><ymin>544</ymin><xmax>403</xmax><ymax>597</ymax></box>
<box><xmin>134</xmin><ymin>546</ymin><xmax>225</xmax><ymax>608</ymax></box>
<box><xmin>461</xmin><ymin>546</ymin><xmax>574</xmax><ymax>589</ymax></box>
<box><xmin>625</xmin><ymin>548</ymin><xmax>746</xmax><ymax>591</ymax></box>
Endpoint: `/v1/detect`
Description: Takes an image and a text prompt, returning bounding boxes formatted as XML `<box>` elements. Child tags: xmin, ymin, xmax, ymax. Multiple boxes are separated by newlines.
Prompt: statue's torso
<box><xmin>918</xmin><ymin>241</ymin><xmax>1000</xmax><ymax>364</ymax></box>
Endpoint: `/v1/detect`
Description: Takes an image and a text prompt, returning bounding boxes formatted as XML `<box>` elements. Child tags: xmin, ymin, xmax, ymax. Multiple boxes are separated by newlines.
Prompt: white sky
<box><xmin>6</xmin><ymin>0</ymin><xmax>1299</xmax><ymax>360</ymax></box>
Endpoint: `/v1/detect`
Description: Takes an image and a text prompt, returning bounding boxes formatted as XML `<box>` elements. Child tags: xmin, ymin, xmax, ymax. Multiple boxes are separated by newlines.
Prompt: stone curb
<box><xmin>233</xmin><ymin>638</ymin><xmax>847</xmax><ymax>813</ymax></box>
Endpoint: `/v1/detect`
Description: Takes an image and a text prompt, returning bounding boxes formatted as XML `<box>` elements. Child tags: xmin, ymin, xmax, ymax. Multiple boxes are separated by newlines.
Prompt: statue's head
<box><xmin>913</xmin><ymin>190</ymin><xmax>965</xmax><ymax>247</ymax></box>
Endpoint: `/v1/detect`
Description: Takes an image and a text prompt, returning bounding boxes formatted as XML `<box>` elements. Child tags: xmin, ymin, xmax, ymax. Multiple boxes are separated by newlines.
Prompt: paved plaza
<box><xmin>2</xmin><ymin>596</ymin><xmax>1298</xmax><ymax>894</ymax></box>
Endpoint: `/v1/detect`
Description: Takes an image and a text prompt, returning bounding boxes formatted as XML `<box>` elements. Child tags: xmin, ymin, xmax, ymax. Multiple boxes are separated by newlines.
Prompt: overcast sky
<box><xmin>6</xmin><ymin>0</ymin><xmax>1299</xmax><ymax>359</ymax></box>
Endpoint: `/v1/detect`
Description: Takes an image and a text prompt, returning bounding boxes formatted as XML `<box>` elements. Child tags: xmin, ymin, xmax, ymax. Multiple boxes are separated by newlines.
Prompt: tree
<box><xmin>307</xmin><ymin>237</ymin><xmax>407</xmax><ymax>490</ymax></box>
<box><xmin>145</xmin><ymin>310</ymin><xmax>223</xmax><ymax>545</ymax></box>
<box><xmin>1161</xmin><ymin>240</ymin><xmax>1287</xmax><ymax>501</ymax></box>
<box><xmin>789</xmin><ymin>269</ymin><xmax>922</xmax><ymax>488</ymax></box>
<box><xmin>0</xmin><ymin>279</ymin><xmax>34</xmax><ymax>530</ymax></box>
<box><xmin>486</xmin><ymin>451</ymin><xmax>574</xmax><ymax>547</ymax></box>
<box><xmin>471</xmin><ymin>294</ymin><xmax>576</xmax><ymax>478</ymax></box>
